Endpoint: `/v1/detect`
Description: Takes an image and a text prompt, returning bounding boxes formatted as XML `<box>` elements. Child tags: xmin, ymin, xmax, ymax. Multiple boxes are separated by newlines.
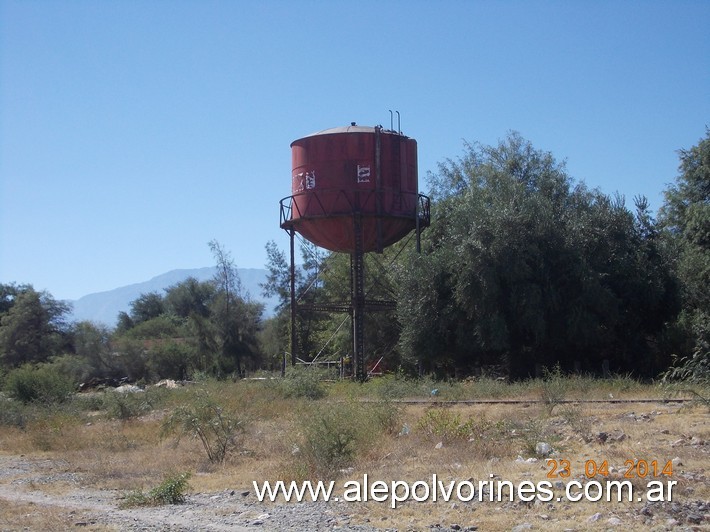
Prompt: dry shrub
<box><xmin>293</xmin><ymin>400</ymin><xmax>399</xmax><ymax>480</ymax></box>
<box><xmin>161</xmin><ymin>388</ymin><xmax>246</xmax><ymax>464</ymax></box>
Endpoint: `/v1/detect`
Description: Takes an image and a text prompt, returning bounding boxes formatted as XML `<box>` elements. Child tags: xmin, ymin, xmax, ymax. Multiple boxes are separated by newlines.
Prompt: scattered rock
<box><xmin>511</xmin><ymin>523</ymin><xmax>532</xmax><ymax>532</ymax></box>
<box><xmin>154</xmin><ymin>379</ymin><xmax>179</xmax><ymax>388</ymax></box>
<box><xmin>535</xmin><ymin>442</ymin><xmax>552</xmax><ymax>457</ymax></box>
<box><xmin>114</xmin><ymin>384</ymin><xmax>143</xmax><ymax>393</ymax></box>
<box><xmin>609</xmin><ymin>430</ymin><xmax>626</xmax><ymax>442</ymax></box>
<box><xmin>687</xmin><ymin>512</ymin><xmax>703</xmax><ymax>524</ymax></box>
<box><xmin>587</xmin><ymin>512</ymin><xmax>603</xmax><ymax>522</ymax></box>
<box><xmin>607</xmin><ymin>516</ymin><xmax>622</xmax><ymax>526</ymax></box>
<box><xmin>435</xmin><ymin>441</ymin><xmax>444</xmax><ymax>449</ymax></box>
<box><xmin>672</xmin><ymin>457</ymin><xmax>683</xmax><ymax>468</ymax></box>
<box><xmin>514</xmin><ymin>454</ymin><xmax>539</xmax><ymax>464</ymax></box>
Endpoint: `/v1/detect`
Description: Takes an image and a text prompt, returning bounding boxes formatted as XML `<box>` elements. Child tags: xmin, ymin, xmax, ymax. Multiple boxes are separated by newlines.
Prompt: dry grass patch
<box><xmin>0</xmin><ymin>499</ymin><xmax>115</xmax><ymax>531</ymax></box>
<box><xmin>0</xmin><ymin>377</ymin><xmax>707</xmax><ymax>530</ymax></box>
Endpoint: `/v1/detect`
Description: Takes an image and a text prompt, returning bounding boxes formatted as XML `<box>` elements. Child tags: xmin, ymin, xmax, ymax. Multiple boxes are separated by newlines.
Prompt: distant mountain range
<box><xmin>68</xmin><ymin>267</ymin><xmax>278</xmax><ymax>327</ymax></box>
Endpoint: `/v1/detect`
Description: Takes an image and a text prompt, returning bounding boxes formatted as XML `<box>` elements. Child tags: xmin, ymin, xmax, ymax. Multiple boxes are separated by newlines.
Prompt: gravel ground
<box><xmin>0</xmin><ymin>455</ymin><xmax>381</xmax><ymax>531</ymax></box>
<box><xmin>1</xmin><ymin>419</ymin><xmax>708</xmax><ymax>532</ymax></box>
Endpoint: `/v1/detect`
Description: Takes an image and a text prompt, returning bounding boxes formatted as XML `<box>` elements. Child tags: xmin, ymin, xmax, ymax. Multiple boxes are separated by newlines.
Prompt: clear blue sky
<box><xmin>1</xmin><ymin>0</ymin><xmax>708</xmax><ymax>301</ymax></box>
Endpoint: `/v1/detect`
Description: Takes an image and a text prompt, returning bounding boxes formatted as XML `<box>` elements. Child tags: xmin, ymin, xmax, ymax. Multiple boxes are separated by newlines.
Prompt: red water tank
<box><xmin>281</xmin><ymin>124</ymin><xmax>422</xmax><ymax>253</ymax></box>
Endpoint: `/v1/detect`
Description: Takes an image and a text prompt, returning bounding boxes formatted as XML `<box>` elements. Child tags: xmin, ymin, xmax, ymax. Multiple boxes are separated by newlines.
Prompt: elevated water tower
<box><xmin>280</xmin><ymin>121</ymin><xmax>430</xmax><ymax>380</ymax></box>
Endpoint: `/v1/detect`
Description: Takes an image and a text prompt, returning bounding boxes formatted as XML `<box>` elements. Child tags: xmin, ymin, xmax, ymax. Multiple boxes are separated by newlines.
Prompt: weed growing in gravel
<box><xmin>558</xmin><ymin>404</ymin><xmax>594</xmax><ymax>442</ymax></box>
<box><xmin>510</xmin><ymin>417</ymin><xmax>551</xmax><ymax>457</ymax></box>
<box><xmin>539</xmin><ymin>363</ymin><xmax>568</xmax><ymax>414</ymax></box>
<box><xmin>120</xmin><ymin>471</ymin><xmax>191</xmax><ymax>507</ymax></box>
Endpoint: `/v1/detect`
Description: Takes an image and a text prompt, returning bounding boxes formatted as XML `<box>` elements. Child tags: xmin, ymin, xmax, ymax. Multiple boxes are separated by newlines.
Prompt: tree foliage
<box><xmin>209</xmin><ymin>240</ymin><xmax>263</xmax><ymax>376</ymax></box>
<box><xmin>3</xmin><ymin>130</ymin><xmax>704</xmax><ymax>384</ymax></box>
<box><xmin>104</xmin><ymin>243</ymin><xmax>264</xmax><ymax>382</ymax></box>
<box><xmin>0</xmin><ymin>284</ymin><xmax>71</xmax><ymax>367</ymax></box>
<box><xmin>396</xmin><ymin>133</ymin><xmax>677</xmax><ymax>378</ymax></box>
<box><xmin>660</xmin><ymin>128</ymin><xmax>710</xmax><ymax>381</ymax></box>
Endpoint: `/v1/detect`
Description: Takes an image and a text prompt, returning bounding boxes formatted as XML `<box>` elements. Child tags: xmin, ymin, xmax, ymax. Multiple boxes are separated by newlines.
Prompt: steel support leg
<box><xmin>288</xmin><ymin>227</ymin><xmax>297</xmax><ymax>370</ymax></box>
<box><xmin>352</xmin><ymin>213</ymin><xmax>366</xmax><ymax>381</ymax></box>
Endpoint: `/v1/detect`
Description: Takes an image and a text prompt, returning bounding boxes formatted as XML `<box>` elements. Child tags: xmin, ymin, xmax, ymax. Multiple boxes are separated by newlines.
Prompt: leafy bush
<box><xmin>122</xmin><ymin>314</ymin><xmax>184</xmax><ymax>340</ymax></box>
<box><xmin>416</xmin><ymin>408</ymin><xmax>474</xmax><ymax>442</ymax></box>
<box><xmin>663</xmin><ymin>321</ymin><xmax>710</xmax><ymax>384</ymax></box>
<box><xmin>297</xmin><ymin>400</ymin><xmax>398</xmax><ymax>478</ymax></box>
<box><xmin>149</xmin><ymin>471</ymin><xmax>191</xmax><ymax>504</ymax></box>
<box><xmin>113</xmin><ymin>338</ymin><xmax>149</xmax><ymax>382</ymax></box>
<box><xmin>3</xmin><ymin>363</ymin><xmax>74</xmax><ymax>404</ymax></box>
<box><xmin>0</xmin><ymin>397</ymin><xmax>28</xmax><ymax>428</ymax></box>
<box><xmin>161</xmin><ymin>389</ymin><xmax>245</xmax><ymax>463</ymax></box>
<box><xmin>103</xmin><ymin>391</ymin><xmax>145</xmax><ymax>420</ymax></box>
<box><xmin>281</xmin><ymin>367</ymin><xmax>327</xmax><ymax>399</ymax></box>
<box><xmin>97</xmin><ymin>385</ymin><xmax>169</xmax><ymax>420</ymax></box>
<box><xmin>146</xmin><ymin>341</ymin><xmax>196</xmax><ymax>381</ymax></box>
<box><xmin>365</xmin><ymin>374</ymin><xmax>424</xmax><ymax>399</ymax></box>
<box><xmin>539</xmin><ymin>364</ymin><xmax>568</xmax><ymax>414</ymax></box>
<box><xmin>510</xmin><ymin>417</ymin><xmax>550</xmax><ymax>457</ymax></box>
<box><xmin>49</xmin><ymin>354</ymin><xmax>95</xmax><ymax>384</ymax></box>
<box><xmin>120</xmin><ymin>472</ymin><xmax>191</xmax><ymax>507</ymax></box>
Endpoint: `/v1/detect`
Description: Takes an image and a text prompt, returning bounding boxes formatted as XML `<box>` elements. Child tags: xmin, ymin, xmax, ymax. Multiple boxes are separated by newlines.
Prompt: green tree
<box><xmin>130</xmin><ymin>292</ymin><xmax>166</xmax><ymax>324</ymax></box>
<box><xmin>397</xmin><ymin>133</ymin><xmax>677</xmax><ymax>378</ymax></box>
<box><xmin>259</xmin><ymin>238</ymin><xmax>335</xmax><ymax>366</ymax></box>
<box><xmin>164</xmin><ymin>277</ymin><xmax>217</xmax><ymax>370</ymax></box>
<box><xmin>71</xmin><ymin>320</ymin><xmax>116</xmax><ymax>378</ymax></box>
<box><xmin>164</xmin><ymin>277</ymin><xmax>215</xmax><ymax>319</ymax></box>
<box><xmin>0</xmin><ymin>285</ymin><xmax>71</xmax><ymax>368</ymax></box>
<box><xmin>660</xmin><ymin>129</ymin><xmax>710</xmax><ymax>381</ymax></box>
<box><xmin>261</xmin><ymin>240</ymin><xmax>293</xmax><ymax>311</ymax></box>
<box><xmin>208</xmin><ymin>240</ymin><xmax>263</xmax><ymax>376</ymax></box>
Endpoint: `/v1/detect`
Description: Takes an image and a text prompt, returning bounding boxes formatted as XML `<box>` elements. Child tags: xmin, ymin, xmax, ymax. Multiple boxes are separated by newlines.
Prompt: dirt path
<box><xmin>0</xmin><ymin>456</ymin><xmax>376</xmax><ymax>531</ymax></box>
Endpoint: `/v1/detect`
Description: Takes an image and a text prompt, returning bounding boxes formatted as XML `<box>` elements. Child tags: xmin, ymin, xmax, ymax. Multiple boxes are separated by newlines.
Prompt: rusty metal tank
<box><xmin>280</xmin><ymin>124</ymin><xmax>424</xmax><ymax>253</ymax></box>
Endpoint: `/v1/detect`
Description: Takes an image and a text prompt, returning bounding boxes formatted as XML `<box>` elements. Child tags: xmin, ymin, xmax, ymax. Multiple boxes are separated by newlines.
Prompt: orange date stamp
<box><xmin>546</xmin><ymin>459</ymin><xmax>674</xmax><ymax>479</ymax></box>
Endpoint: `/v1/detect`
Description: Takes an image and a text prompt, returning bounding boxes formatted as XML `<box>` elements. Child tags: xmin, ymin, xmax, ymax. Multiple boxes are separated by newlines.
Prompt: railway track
<box><xmin>379</xmin><ymin>397</ymin><xmax>694</xmax><ymax>405</ymax></box>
